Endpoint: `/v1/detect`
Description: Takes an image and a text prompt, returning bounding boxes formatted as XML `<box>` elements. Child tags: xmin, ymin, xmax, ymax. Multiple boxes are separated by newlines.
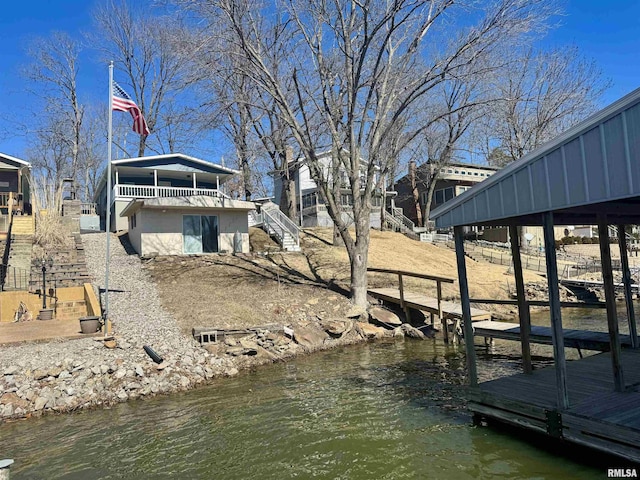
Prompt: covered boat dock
<box><xmin>430</xmin><ymin>87</ymin><xmax>640</xmax><ymax>462</ymax></box>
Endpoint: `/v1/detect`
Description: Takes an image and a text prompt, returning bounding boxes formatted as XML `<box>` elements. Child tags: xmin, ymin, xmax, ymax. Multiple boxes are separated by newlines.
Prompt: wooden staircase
<box><xmin>11</xmin><ymin>215</ymin><xmax>35</xmax><ymax>236</ymax></box>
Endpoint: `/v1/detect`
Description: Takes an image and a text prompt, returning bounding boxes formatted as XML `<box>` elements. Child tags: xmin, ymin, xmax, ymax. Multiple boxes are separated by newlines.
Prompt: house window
<box><xmin>340</xmin><ymin>194</ymin><xmax>353</xmax><ymax>206</ymax></box>
<box><xmin>444</xmin><ymin>187</ymin><xmax>454</xmax><ymax>201</ymax></box>
<box><xmin>0</xmin><ymin>182</ymin><xmax>8</xmax><ymax>188</ymax></box>
<box><xmin>474</xmin><ymin>172</ymin><xmax>478</xmax><ymax>176</ymax></box>
<box><xmin>302</xmin><ymin>192</ymin><xmax>317</xmax><ymax>208</ymax></box>
<box><xmin>130</xmin><ymin>213</ymin><xmax>137</xmax><ymax>229</ymax></box>
<box><xmin>371</xmin><ymin>195</ymin><xmax>382</xmax><ymax>207</ymax></box>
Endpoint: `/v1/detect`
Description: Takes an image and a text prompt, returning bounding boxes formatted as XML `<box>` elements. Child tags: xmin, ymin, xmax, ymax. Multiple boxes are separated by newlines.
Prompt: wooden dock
<box><xmin>472</xmin><ymin>320</ymin><xmax>634</xmax><ymax>351</ymax></box>
<box><xmin>470</xmin><ymin>349</ymin><xmax>640</xmax><ymax>462</ymax></box>
<box><xmin>367</xmin><ymin>288</ymin><xmax>492</xmax><ymax>321</ymax></box>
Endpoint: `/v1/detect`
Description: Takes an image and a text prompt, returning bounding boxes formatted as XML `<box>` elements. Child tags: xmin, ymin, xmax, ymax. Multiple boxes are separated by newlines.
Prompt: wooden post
<box><xmin>454</xmin><ymin>226</ymin><xmax>477</xmax><ymax>386</ymax></box>
<box><xmin>437</xmin><ymin>280</ymin><xmax>446</xmax><ymax>341</ymax></box>
<box><xmin>398</xmin><ymin>273</ymin><xmax>411</xmax><ymax>323</ymax></box>
<box><xmin>509</xmin><ymin>224</ymin><xmax>532</xmax><ymax>374</ymax></box>
<box><xmin>617</xmin><ymin>224</ymin><xmax>638</xmax><ymax>349</ymax></box>
<box><xmin>542</xmin><ymin>212</ymin><xmax>569</xmax><ymax>410</ymax></box>
<box><xmin>193</xmin><ymin>172</ymin><xmax>197</xmax><ymax>191</ymax></box>
<box><xmin>599</xmin><ymin>216</ymin><xmax>625</xmax><ymax>391</ymax></box>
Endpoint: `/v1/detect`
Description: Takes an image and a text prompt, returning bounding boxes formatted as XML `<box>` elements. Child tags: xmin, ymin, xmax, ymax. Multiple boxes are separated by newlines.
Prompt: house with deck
<box><xmin>94</xmin><ymin>154</ymin><xmax>255</xmax><ymax>255</ymax></box>
<box><xmin>431</xmin><ymin>87</ymin><xmax>640</xmax><ymax>462</ymax></box>
<box><xmin>272</xmin><ymin>150</ymin><xmax>386</xmax><ymax>229</ymax></box>
<box><xmin>394</xmin><ymin>160</ymin><xmax>498</xmax><ymax>229</ymax></box>
<box><xmin>0</xmin><ymin>153</ymin><xmax>31</xmax><ymax>238</ymax></box>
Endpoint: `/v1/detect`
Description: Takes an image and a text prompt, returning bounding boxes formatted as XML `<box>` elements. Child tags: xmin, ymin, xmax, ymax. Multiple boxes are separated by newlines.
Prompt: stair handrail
<box><xmin>262</xmin><ymin>204</ymin><xmax>300</xmax><ymax>235</ymax></box>
<box><xmin>390</xmin><ymin>207</ymin><xmax>415</xmax><ymax>232</ymax></box>
<box><xmin>262</xmin><ymin>208</ymin><xmax>299</xmax><ymax>246</ymax></box>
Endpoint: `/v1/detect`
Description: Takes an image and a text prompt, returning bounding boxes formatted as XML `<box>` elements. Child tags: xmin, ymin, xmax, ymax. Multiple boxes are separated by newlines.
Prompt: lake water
<box><xmin>2</xmin><ymin>304</ymin><xmax>626</xmax><ymax>480</ymax></box>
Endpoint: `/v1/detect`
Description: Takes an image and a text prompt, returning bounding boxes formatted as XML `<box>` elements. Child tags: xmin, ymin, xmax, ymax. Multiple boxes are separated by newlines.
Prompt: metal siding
<box><xmin>603</xmin><ymin>114</ymin><xmax>629</xmax><ymax>196</ymax></box>
<box><xmin>624</xmin><ymin>103</ymin><xmax>640</xmax><ymax>194</ymax></box>
<box><xmin>583</xmin><ymin>126</ymin><xmax>608</xmax><ymax>201</ymax></box>
<box><xmin>546</xmin><ymin>149</ymin><xmax>567</xmax><ymax>206</ymax></box>
<box><xmin>563</xmin><ymin>137</ymin><xmax>587</xmax><ymax>203</ymax></box>
<box><xmin>487</xmin><ymin>184</ymin><xmax>502</xmax><ymax>217</ymax></box>
<box><xmin>501</xmin><ymin>173</ymin><xmax>517</xmax><ymax>216</ymax></box>
<box><xmin>452</xmin><ymin>206</ymin><xmax>464</xmax><ymax>225</ymax></box>
<box><xmin>462</xmin><ymin>199</ymin><xmax>474</xmax><ymax>223</ymax></box>
<box><xmin>529</xmin><ymin>160</ymin><xmax>550</xmax><ymax>210</ymax></box>
<box><xmin>514</xmin><ymin>168</ymin><xmax>532</xmax><ymax>212</ymax></box>
<box><xmin>475</xmin><ymin>188</ymin><xmax>488</xmax><ymax>220</ymax></box>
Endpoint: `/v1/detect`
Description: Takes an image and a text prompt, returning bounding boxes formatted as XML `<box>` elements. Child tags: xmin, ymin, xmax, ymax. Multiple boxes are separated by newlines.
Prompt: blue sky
<box><xmin>0</xmin><ymin>0</ymin><xmax>639</xmax><ymax>159</ymax></box>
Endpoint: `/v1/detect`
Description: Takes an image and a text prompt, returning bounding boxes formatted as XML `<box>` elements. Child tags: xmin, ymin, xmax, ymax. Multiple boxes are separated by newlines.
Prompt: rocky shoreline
<box><xmin>0</xmin><ymin>234</ymin><xmax>419</xmax><ymax>423</ymax></box>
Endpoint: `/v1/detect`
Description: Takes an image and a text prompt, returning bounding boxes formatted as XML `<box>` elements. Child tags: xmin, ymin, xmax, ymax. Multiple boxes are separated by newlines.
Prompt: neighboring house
<box><xmin>0</xmin><ymin>153</ymin><xmax>31</xmax><ymax>236</ymax></box>
<box><xmin>94</xmin><ymin>153</ymin><xmax>255</xmax><ymax>255</ymax></box>
<box><xmin>272</xmin><ymin>150</ymin><xmax>383</xmax><ymax>228</ymax></box>
<box><xmin>394</xmin><ymin>161</ymin><xmax>499</xmax><ymax>227</ymax></box>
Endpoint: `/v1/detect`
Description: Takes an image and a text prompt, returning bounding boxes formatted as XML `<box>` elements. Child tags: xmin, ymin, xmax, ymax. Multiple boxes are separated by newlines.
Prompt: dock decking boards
<box><xmin>367</xmin><ymin>287</ymin><xmax>492</xmax><ymax>321</ymax></box>
<box><xmin>472</xmin><ymin>320</ymin><xmax>633</xmax><ymax>351</ymax></box>
<box><xmin>470</xmin><ymin>350</ymin><xmax>640</xmax><ymax>462</ymax></box>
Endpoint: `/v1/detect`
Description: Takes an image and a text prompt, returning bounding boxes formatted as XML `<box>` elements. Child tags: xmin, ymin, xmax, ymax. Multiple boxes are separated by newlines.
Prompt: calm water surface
<box><xmin>0</xmin><ymin>306</ymin><xmax>626</xmax><ymax>479</ymax></box>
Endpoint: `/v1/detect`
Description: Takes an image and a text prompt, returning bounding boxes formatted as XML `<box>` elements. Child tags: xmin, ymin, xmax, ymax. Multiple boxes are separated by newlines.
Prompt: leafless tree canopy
<box><xmin>478</xmin><ymin>46</ymin><xmax>610</xmax><ymax>165</ymax></box>
<box><xmin>185</xmin><ymin>0</ymin><xmax>561</xmax><ymax>306</ymax></box>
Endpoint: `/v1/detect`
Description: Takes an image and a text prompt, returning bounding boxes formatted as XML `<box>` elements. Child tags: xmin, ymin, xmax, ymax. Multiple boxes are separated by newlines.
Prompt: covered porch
<box><xmin>431</xmin><ymin>87</ymin><xmax>640</xmax><ymax>462</ymax></box>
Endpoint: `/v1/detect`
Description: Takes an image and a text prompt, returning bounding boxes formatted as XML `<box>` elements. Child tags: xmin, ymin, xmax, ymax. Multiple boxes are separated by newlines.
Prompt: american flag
<box><xmin>112</xmin><ymin>82</ymin><xmax>150</xmax><ymax>135</ymax></box>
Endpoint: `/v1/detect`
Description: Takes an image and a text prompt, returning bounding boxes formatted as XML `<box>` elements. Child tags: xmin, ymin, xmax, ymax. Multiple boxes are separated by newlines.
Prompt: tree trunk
<box><xmin>422</xmin><ymin>177</ymin><xmax>438</xmax><ymax>231</ymax></box>
<box><xmin>347</xmin><ymin>218</ymin><xmax>370</xmax><ymax>308</ymax></box>
<box><xmin>333</xmin><ymin>224</ymin><xmax>344</xmax><ymax>246</ymax></box>
<box><xmin>409</xmin><ymin>160</ymin><xmax>423</xmax><ymax>227</ymax></box>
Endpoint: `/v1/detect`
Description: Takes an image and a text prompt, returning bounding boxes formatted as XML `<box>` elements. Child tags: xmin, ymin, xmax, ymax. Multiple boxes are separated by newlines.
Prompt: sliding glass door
<box><xmin>183</xmin><ymin>215</ymin><xmax>218</xmax><ymax>254</ymax></box>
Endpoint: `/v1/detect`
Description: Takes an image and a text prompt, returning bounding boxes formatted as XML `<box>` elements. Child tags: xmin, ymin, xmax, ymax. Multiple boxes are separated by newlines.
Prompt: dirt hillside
<box><xmin>146</xmin><ymin>228</ymin><xmax>546</xmax><ymax>335</ymax></box>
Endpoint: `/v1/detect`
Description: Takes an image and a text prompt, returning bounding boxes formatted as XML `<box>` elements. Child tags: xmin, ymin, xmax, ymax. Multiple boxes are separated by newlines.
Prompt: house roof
<box><xmin>120</xmin><ymin>195</ymin><xmax>256</xmax><ymax>217</ymax></box>
<box><xmin>0</xmin><ymin>153</ymin><xmax>30</xmax><ymax>170</ymax></box>
<box><xmin>431</xmin><ymin>86</ymin><xmax>640</xmax><ymax>228</ymax></box>
<box><xmin>111</xmin><ymin>153</ymin><xmax>239</xmax><ymax>174</ymax></box>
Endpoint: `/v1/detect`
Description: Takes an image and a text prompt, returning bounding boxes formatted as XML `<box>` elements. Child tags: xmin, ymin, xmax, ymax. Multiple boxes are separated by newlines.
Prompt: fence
<box><xmin>0</xmin><ymin>265</ymin><xmax>30</xmax><ymax>291</ymax></box>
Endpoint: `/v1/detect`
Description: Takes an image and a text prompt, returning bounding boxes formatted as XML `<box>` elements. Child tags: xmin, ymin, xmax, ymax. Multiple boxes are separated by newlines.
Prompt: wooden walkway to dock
<box><xmin>472</xmin><ymin>320</ymin><xmax>634</xmax><ymax>351</ymax></box>
<box><xmin>368</xmin><ymin>288</ymin><xmax>492</xmax><ymax>321</ymax></box>
<box><xmin>470</xmin><ymin>349</ymin><xmax>640</xmax><ymax>462</ymax></box>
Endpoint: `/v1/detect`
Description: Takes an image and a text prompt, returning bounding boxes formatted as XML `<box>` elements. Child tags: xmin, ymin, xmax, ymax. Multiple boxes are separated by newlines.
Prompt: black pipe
<box><xmin>143</xmin><ymin>345</ymin><xmax>164</xmax><ymax>364</ymax></box>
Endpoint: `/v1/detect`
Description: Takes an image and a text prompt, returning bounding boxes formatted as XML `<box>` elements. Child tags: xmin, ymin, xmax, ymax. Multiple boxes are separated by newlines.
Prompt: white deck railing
<box><xmin>113</xmin><ymin>184</ymin><xmax>229</xmax><ymax>201</ymax></box>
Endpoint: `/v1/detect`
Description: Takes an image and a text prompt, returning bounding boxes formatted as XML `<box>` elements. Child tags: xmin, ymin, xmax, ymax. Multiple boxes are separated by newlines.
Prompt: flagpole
<box><xmin>104</xmin><ymin>61</ymin><xmax>114</xmax><ymax>338</ymax></box>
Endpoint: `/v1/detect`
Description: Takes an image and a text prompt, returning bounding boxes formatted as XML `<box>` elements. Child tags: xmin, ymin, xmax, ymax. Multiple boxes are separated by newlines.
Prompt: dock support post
<box><xmin>437</xmin><ymin>280</ymin><xmax>446</xmax><ymax>342</ymax></box>
<box><xmin>454</xmin><ymin>226</ymin><xmax>477</xmax><ymax>386</ymax></box>
<box><xmin>509</xmin><ymin>224</ymin><xmax>532</xmax><ymax>374</ymax></box>
<box><xmin>599</xmin><ymin>216</ymin><xmax>625</xmax><ymax>392</ymax></box>
<box><xmin>542</xmin><ymin>212</ymin><xmax>569</xmax><ymax>410</ymax></box>
<box><xmin>617</xmin><ymin>224</ymin><xmax>638</xmax><ymax>349</ymax></box>
<box><xmin>398</xmin><ymin>273</ymin><xmax>412</xmax><ymax>324</ymax></box>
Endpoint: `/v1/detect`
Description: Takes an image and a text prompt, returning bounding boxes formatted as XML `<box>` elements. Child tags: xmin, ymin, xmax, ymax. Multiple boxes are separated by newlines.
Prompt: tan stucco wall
<box><xmin>127</xmin><ymin>210</ymin><xmax>142</xmax><ymax>254</ymax></box>
<box><xmin>113</xmin><ymin>200</ymin><xmax>129</xmax><ymax>231</ymax></box>
<box><xmin>136</xmin><ymin>208</ymin><xmax>250</xmax><ymax>256</ymax></box>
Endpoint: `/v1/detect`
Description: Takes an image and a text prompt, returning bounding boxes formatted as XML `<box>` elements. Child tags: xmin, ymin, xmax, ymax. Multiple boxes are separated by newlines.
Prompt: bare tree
<box><xmin>23</xmin><ymin>31</ymin><xmax>84</xmax><ymax>195</ymax></box>
<box><xmin>92</xmin><ymin>0</ymin><xmax>201</xmax><ymax>157</ymax></box>
<box><xmin>480</xmin><ymin>46</ymin><xmax>609</xmax><ymax>164</ymax></box>
<box><xmin>196</xmin><ymin>0</ymin><xmax>557</xmax><ymax>306</ymax></box>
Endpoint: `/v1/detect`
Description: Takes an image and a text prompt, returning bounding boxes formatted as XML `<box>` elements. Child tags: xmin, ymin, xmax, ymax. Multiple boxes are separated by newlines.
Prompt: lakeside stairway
<box><xmin>3</xmin><ymin>216</ymin><xmax>35</xmax><ymax>291</ymax></box>
<box><xmin>383</xmin><ymin>208</ymin><xmax>419</xmax><ymax>240</ymax></box>
<box><xmin>249</xmin><ymin>202</ymin><xmax>301</xmax><ymax>252</ymax></box>
<box><xmin>29</xmin><ymin>235</ymin><xmax>91</xmax><ymax>290</ymax></box>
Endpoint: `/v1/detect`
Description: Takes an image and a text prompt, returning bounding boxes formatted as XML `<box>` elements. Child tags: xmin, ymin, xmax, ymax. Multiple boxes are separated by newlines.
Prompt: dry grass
<box><xmin>147</xmin><ymin>227</ymin><xmax>547</xmax><ymax>334</ymax></box>
<box><xmin>30</xmin><ymin>177</ymin><xmax>74</xmax><ymax>260</ymax></box>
